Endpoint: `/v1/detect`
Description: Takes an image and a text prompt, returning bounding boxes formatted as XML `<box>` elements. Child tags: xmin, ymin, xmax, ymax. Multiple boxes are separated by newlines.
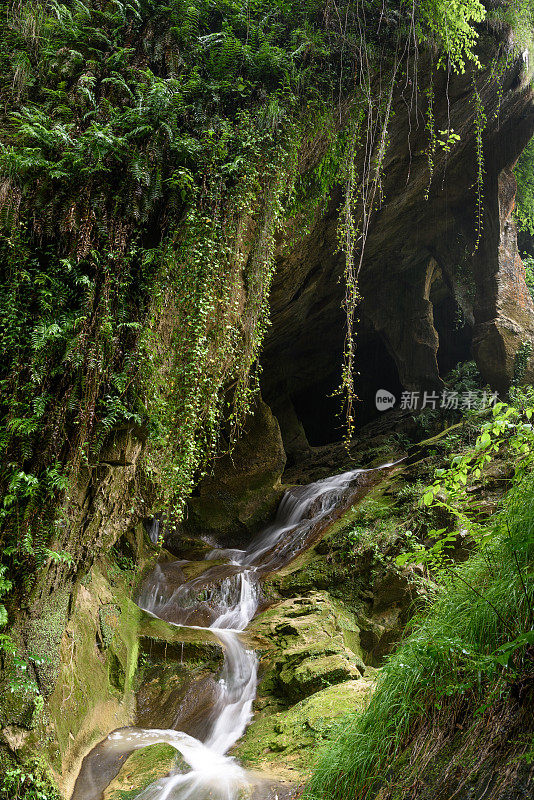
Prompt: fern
<box><xmin>182</xmin><ymin>4</ymin><xmax>201</xmax><ymax>40</ymax></box>
<box><xmin>216</xmin><ymin>35</ymin><xmax>243</xmax><ymax>77</ymax></box>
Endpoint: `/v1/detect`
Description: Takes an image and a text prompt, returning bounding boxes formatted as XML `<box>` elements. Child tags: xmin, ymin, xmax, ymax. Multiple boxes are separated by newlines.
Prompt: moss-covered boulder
<box><xmin>102</xmin><ymin>744</ymin><xmax>177</xmax><ymax>800</ymax></box>
<box><xmin>234</xmin><ymin>677</ymin><xmax>376</xmax><ymax>783</ymax></box>
<box><xmin>250</xmin><ymin>592</ymin><xmax>365</xmax><ymax>703</ymax></box>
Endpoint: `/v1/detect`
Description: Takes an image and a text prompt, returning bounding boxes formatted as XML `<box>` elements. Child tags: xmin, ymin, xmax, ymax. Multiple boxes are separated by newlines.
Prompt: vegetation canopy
<box><xmin>0</xmin><ymin>0</ymin><xmax>495</xmax><ymax>599</ymax></box>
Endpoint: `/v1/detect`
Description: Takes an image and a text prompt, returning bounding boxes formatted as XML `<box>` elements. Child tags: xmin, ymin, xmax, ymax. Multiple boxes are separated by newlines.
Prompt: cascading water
<box><xmin>71</xmin><ymin>465</ymin><xmax>393</xmax><ymax>800</ymax></box>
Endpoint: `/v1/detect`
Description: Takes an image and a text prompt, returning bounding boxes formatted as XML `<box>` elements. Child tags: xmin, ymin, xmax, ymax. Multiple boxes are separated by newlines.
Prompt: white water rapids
<box><xmin>72</xmin><ymin>465</ymin><xmax>394</xmax><ymax>800</ymax></box>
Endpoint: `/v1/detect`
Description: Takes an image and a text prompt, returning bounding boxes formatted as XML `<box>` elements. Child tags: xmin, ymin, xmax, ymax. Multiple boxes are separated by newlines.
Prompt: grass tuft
<box><xmin>304</xmin><ymin>472</ymin><xmax>534</xmax><ymax>800</ymax></box>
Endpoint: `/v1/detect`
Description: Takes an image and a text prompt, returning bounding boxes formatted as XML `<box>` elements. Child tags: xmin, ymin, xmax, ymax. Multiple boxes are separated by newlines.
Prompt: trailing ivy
<box><xmin>0</xmin><ymin>0</ymin><xmax>506</xmax><ymax>609</ymax></box>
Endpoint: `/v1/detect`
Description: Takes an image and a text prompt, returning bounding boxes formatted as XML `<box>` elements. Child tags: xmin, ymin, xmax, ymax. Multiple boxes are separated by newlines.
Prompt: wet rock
<box><xmin>102</xmin><ymin>743</ymin><xmax>177</xmax><ymax>800</ymax></box>
<box><xmin>182</xmin><ymin>396</ymin><xmax>287</xmax><ymax>545</ymax></box>
<box><xmin>234</xmin><ymin>677</ymin><xmax>375</xmax><ymax>783</ymax></box>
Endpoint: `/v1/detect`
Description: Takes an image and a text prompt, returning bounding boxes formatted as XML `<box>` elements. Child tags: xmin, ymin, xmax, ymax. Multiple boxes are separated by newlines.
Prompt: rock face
<box><xmin>185</xmin><ymin>396</ymin><xmax>286</xmax><ymax>543</ymax></box>
<box><xmin>261</xmin><ymin>50</ymin><xmax>534</xmax><ymax>450</ymax></box>
<box><xmin>172</xmin><ymin>46</ymin><xmax>534</xmax><ymax>542</ymax></box>
<box><xmin>472</xmin><ymin>167</ymin><xmax>534</xmax><ymax>390</ymax></box>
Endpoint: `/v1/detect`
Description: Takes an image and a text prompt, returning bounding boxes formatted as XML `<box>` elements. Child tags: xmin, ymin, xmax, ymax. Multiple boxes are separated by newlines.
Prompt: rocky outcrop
<box><xmin>0</xmin><ymin>424</ymin><xmax>156</xmax><ymax>795</ymax></box>
<box><xmin>233</xmin><ymin>591</ymin><xmax>376</xmax><ymax>783</ymax></box>
<box><xmin>234</xmin><ymin>677</ymin><xmax>375</xmax><ymax>784</ymax></box>
<box><xmin>250</xmin><ymin>593</ymin><xmax>366</xmax><ymax>703</ymax></box>
<box><xmin>472</xmin><ymin>166</ymin><xmax>534</xmax><ymax>389</ymax></box>
<box><xmin>261</xmin><ymin>48</ymin><xmax>534</xmax><ymax>449</ymax></box>
<box><xmin>0</xmin><ymin>559</ymin><xmax>148</xmax><ymax>798</ymax></box>
<box><xmin>185</xmin><ymin>396</ymin><xmax>286</xmax><ymax>543</ymax></box>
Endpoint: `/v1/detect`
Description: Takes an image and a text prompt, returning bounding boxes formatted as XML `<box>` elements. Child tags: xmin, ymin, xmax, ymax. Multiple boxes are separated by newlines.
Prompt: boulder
<box><xmin>184</xmin><ymin>396</ymin><xmax>286</xmax><ymax>544</ymax></box>
<box><xmin>249</xmin><ymin>593</ymin><xmax>365</xmax><ymax>703</ymax></box>
<box><xmin>234</xmin><ymin>676</ymin><xmax>376</xmax><ymax>783</ymax></box>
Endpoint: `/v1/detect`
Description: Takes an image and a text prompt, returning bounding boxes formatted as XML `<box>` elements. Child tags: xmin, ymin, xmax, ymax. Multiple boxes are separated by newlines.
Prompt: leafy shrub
<box><xmin>0</xmin><ymin>760</ymin><xmax>60</xmax><ymax>800</ymax></box>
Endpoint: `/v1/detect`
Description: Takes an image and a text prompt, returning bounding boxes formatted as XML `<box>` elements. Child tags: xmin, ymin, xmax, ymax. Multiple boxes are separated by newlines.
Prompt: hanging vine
<box><xmin>472</xmin><ymin>79</ymin><xmax>487</xmax><ymax>252</ymax></box>
<box><xmin>0</xmin><ymin>0</ymin><xmax>518</xmax><ymax>604</ymax></box>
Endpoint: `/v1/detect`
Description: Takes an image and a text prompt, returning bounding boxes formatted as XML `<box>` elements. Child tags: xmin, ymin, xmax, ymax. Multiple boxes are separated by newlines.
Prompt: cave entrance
<box><xmin>290</xmin><ymin>327</ymin><xmax>403</xmax><ymax>446</ymax></box>
<box><xmin>430</xmin><ymin>270</ymin><xmax>473</xmax><ymax>377</ymax></box>
<box><xmin>352</xmin><ymin>327</ymin><xmax>404</xmax><ymax>430</ymax></box>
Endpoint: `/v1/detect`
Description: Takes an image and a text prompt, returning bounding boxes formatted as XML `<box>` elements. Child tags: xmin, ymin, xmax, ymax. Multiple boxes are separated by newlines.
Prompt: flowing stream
<box><xmin>72</xmin><ymin>465</ymin><xmax>391</xmax><ymax>800</ymax></box>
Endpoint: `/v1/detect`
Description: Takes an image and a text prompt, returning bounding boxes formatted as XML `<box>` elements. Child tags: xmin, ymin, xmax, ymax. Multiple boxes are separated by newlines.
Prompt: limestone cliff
<box><xmin>263</xmin><ymin>50</ymin><xmax>534</xmax><ymax>453</ymax></box>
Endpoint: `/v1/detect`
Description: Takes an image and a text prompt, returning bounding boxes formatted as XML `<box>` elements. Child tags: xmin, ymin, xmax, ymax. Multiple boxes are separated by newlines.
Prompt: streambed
<box><xmin>71</xmin><ymin>465</ymin><xmax>393</xmax><ymax>800</ymax></box>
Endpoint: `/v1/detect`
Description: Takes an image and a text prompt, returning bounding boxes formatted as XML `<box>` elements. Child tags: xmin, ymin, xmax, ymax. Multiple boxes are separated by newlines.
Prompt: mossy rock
<box><xmin>251</xmin><ymin>592</ymin><xmax>365</xmax><ymax>702</ymax></box>
<box><xmin>278</xmin><ymin>652</ymin><xmax>362</xmax><ymax>699</ymax></box>
<box><xmin>43</xmin><ymin>566</ymin><xmax>142</xmax><ymax>796</ymax></box>
<box><xmin>183</xmin><ymin>396</ymin><xmax>286</xmax><ymax>543</ymax></box>
<box><xmin>24</xmin><ymin>590</ymin><xmax>71</xmax><ymax>698</ymax></box>
<box><xmin>99</xmin><ymin>604</ymin><xmax>122</xmax><ymax>649</ymax></box>
<box><xmin>102</xmin><ymin>743</ymin><xmax>177</xmax><ymax>800</ymax></box>
<box><xmin>234</xmin><ymin>677</ymin><xmax>375</xmax><ymax>783</ymax></box>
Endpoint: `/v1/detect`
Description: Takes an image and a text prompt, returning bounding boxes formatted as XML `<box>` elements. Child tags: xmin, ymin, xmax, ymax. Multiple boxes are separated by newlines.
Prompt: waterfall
<box><xmin>71</xmin><ymin>465</ymin><xmax>391</xmax><ymax>800</ymax></box>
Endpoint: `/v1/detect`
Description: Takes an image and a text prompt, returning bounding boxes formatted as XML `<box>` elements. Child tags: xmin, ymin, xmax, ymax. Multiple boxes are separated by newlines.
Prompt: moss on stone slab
<box><xmin>249</xmin><ymin>592</ymin><xmax>366</xmax><ymax>707</ymax></box>
<box><xmin>24</xmin><ymin>591</ymin><xmax>71</xmax><ymax>700</ymax></box>
<box><xmin>234</xmin><ymin>678</ymin><xmax>375</xmax><ymax>783</ymax></box>
<box><xmin>279</xmin><ymin>653</ymin><xmax>362</xmax><ymax>699</ymax></box>
<box><xmin>102</xmin><ymin>744</ymin><xmax>177</xmax><ymax>800</ymax></box>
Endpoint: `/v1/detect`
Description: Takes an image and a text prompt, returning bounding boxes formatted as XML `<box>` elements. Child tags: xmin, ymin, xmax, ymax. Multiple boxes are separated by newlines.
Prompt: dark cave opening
<box><xmin>352</xmin><ymin>330</ymin><xmax>404</xmax><ymax>430</ymax></box>
<box><xmin>290</xmin><ymin>328</ymin><xmax>404</xmax><ymax>446</ymax></box>
<box><xmin>431</xmin><ymin>285</ymin><xmax>473</xmax><ymax>377</ymax></box>
<box><xmin>265</xmin><ymin>277</ymin><xmax>473</xmax><ymax>453</ymax></box>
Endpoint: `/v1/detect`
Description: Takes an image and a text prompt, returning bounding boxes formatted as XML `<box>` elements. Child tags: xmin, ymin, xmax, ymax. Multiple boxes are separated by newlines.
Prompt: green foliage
<box><xmin>514</xmin><ymin>340</ymin><xmax>533</xmax><ymax>384</ymax></box>
<box><xmin>398</xmin><ymin>390</ymin><xmax>534</xmax><ymax>573</ymax></box>
<box><xmin>522</xmin><ymin>252</ymin><xmax>534</xmax><ymax>300</ymax></box>
<box><xmin>410</xmin><ymin>360</ymin><xmax>483</xmax><ymax>435</ymax></box>
<box><xmin>472</xmin><ymin>81</ymin><xmax>487</xmax><ymax>250</ymax></box>
<box><xmin>0</xmin><ymin>759</ymin><xmax>60</xmax><ymax>800</ymax></box>
<box><xmin>422</xmin><ymin>391</ymin><xmax>534</xmax><ymax>507</ymax></box>
<box><xmin>488</xmin><ymin>0</ymin><xmax>534</xmax><ymax>53</ymax></box>
<box><xmin>0</xmin><ymin>0</ymin><xmax>503</xmax><ymax>598</ymax></box>
<box><xmin>0</xmin><ymin>565</ymin><xmax>12</xmax><ymax>629</ymax></box>
<box><xmin>444</xmin><ymin>359</ymin><xmax>482</xmax><ymax>394</ymax></box>
<box><xmin>515</xmin><ymin>136</ymin><xmax>534</xmax><ymax>234</ymax></box>
<box><xmin>417</xmin><ymin>0</ymin><xmax>485</xmax><ymax>71</ymax></box>
<box><xmin>305</xmin><ymin>466</ymin><xmax>534</xmax><ymax>800</ymax></box>
<box><xmin>436</xmin><ymin>128</ymin><xmax>461</xmax><ymax>153</ymax></box>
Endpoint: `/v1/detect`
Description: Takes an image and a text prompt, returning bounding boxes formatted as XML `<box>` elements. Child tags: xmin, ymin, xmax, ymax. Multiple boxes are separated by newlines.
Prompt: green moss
<box><xmin>24</xmin><ymin>591</ymin><xmax>70</xmax><ymax>698</ymax></box>
<box><xmin>42</xmin><ymin>566</ymin><xmax>141</xmax><ymax>782</ymax></box>
<box><xmin>248</xmin><ymin>592</ymin><xmax>366</xmax><ymax>716</ymax></box>
<box><xmin>0</xmin><ymin>747</ymin><xmax>17</xmax><ymax>772</ymax></box>
<box><xmin>103</xmin><ymin>744</ymin><xmax>177</xmax><ymax>800</ymax></box>
<box><xmin>99</xmin><ymin>604</ymin><xmax>122</xmax><ymax>650</ymax></box>
<box><xmin>234</xmin><ymin>678</ymin><xmax>375</xmax><ymax>782</ymax></box>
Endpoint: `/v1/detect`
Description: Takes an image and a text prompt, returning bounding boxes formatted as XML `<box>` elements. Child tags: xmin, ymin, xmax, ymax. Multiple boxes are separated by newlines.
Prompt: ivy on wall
<box><xmin>0</xmin><ymin>0</ymin><xmax>508</xmax><ymax>606</ymax></box>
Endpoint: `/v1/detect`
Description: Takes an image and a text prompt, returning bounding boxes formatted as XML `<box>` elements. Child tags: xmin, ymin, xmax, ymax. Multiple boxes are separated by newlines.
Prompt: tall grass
<box><xmin>305</xmin><ymin>473</ymin><xmax>534</xmax><ymax>800</ymax></box>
